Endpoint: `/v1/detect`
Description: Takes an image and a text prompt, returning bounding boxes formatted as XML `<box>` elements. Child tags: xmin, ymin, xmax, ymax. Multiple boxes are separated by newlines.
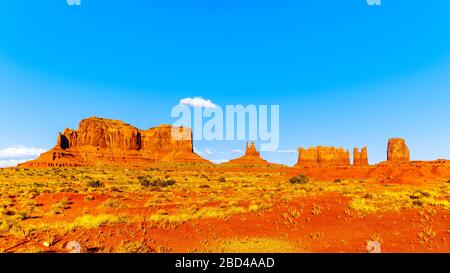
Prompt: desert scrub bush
<box><xmin>87</xmin><ymin>180</ymin><xmax>104</xmax><ymax>188</ymax></box>
<box><xmin>71</xmin><ymin>214</ymin><xmax>128</xmax><ymax>229</ymax></box>
<box><xmin>349</xmin><ymin>198</ymin><xmax>378</xmax><ymax>213</ymax></box>
<box><xmin>144</xmin><ymin>199</ymin><xmax>161</xmax><ymax>208</ymax></box>
<box><xmin>2</xmin><ymin>207</ymin><xmax>33</xmax><ymax>220</ymax></box>
<box><xmin>16</xmin><ymin>246</ymin><xmax>44</xmax><ymax>253</ymax></box>
<box><xmin>0</xmin><ymin>219</ymin><xmax>36</xmax><ymax>239</ymax></box>
<box><xmin>248</xmin><ymin>201</ymin><xmax>272</xmax><ymax>212</ymax></box>
<box><xmin>200</xmin><ymin>174</ymin><xmax>210</xmax><ymax>181</ymax></box>
<box><xmin>84</xmin><ymin>195</ymin><xmax>95</xmax><ymax>201</ymax></box>
<box><xmin>117</xmin><ymin>241</ymin><xmax>153</xmax><ymax>253</ymax></box>
<box><xmin>109</xmin><ymin>186</ymin><xmax>122</xmax><ymax>192</ymax></box>
<box><xmin>218</xmin><ymin>176</ymin><xmax>226</xmax><ymax>183</ymax></box>
<box><xmin>139</xmin><ymin>177</ymin><xmax>176</xmax><ymax>188</ymax></box>
<box><xmin>0</xmin><ymin>198</ymin><xmax>14</xmax><ymax>209</ymax></box>
<box><xmin>350</xmin><ymin>189</ymin><xmax>450</xmax><ymax>213</ymax></box>
<box><xmin>289</xmin><ymin>175</ymin><xmax>309</xmax><ymax>185</ymax></box>
<box><xmin>311</xmin><ymin>205</ymin><xmax>321</xmax><ymax>215</ymax></box>
<box><xmin>49</xmin><ymin>198</ymin><xmax>71</xmax><ymax>215</ymax></box>
<box><xmin>100</xmin><ymin>199</ymin><xmax>127</xmax><ymax>209</ymax></box>
<box><xmin>334</xmin><ymin>179</ymin><xmax>343</xmax><ymax>183</ymax></box>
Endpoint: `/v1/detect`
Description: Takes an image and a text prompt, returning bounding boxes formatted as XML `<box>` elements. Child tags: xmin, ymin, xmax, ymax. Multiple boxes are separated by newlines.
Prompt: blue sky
<box><xmin>1</xmin><ymin>0</ymin><xmax>450</xmax><ymax>166</ymax></box>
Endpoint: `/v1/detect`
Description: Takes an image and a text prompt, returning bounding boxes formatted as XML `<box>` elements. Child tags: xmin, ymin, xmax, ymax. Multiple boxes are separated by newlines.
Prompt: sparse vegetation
<box><xmin>117</xmin><ymin>241</ymin><xmax>153</xmax><ymax>253</ymax></box>
<box><xmin>289</xmin><ymin>175</ymin><xmax>309</xmax><ymax>185</ymax></box>
<box><xmin>100</xmin><ymin>199</ymin><xmax>127</xmax><ymax>209</ymax></box>
<box><xmin>72</xmin><ymin>214</ymin><xmax>128</xmax><ymax>229</ymax></box>
<box><xmin>139</xmin><ymin>176</ymin><xmax>176</xmax><ymax>188</ymax></box>
<box><xmin>87</xmin><ymin>180</ymin><xmax>104</xmax><ymax>188</ymax></box>
<box><xmin>1</xmin><ymin>165</ymin><xmax>450</xmax><ymax>253</ymax></box>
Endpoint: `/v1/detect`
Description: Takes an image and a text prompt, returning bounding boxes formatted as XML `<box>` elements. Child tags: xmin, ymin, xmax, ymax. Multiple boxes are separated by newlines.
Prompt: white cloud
<box><xmin>193</xmin><ymin>147</ymin><xmax>202</xmax><ymax>155</ymax></box>
<box><xmin>0</xmin><ymin>159</ymin><xmax>35</xmax><ymax>168</ymax></box>
<box><xmin>0</xmin><ymin>146</ymin><xmax>46</xmax><ymax>168</ymax></box>
<box><xmin>212</xmin><ymin>159</ymin><xmax>229</xmax><ymax>164</ymax></box>
<box><xmin>273</xmin><ymin>149</ymin><xmax>297</xmax><ymax>153</ymax></box>
<box><xmin>180</xmin><ymin>97</ymin><xmax>217</xmax><ymax>108</ymax></box>
<box><xmin>0</xmin><ymin>146</ymin><xmax>46</xmax><ymax>160</ymax></box>
<box><xmin>194</xmin><ymin>147</ymin><xmax>214</xmax><ymax>156</ymax></box>
<box><xmin>263</xmin><ymin>149</ymin><xmax>297</xmax><ymax>154</ymax></box>
<box><xmin>231</xmin><ymin>149</ymin><xmax>244</xmax><ymax>154</ymax></box>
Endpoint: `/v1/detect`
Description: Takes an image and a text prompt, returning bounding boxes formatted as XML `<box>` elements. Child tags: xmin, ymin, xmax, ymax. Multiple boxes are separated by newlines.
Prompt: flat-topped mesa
<box><xmin>353</xmin><ymin>147</ymin><xmax>369</xmax><ymax>166</ymax></box>
<box><xmin>387</xmin><ymin>138</ymin><xmax>410</xmax><ymax>163</ymax></box>
<box><xmin>56</xmin><ymin>118</ymin><xmax>193</xmax><ymax>153</ymax></box>
<box><xmin>296</xmin><ymin>146</ymin><xmax>350</xmax><ymax>167</ymax></box>
<box><xmin>20</xmin><ymin>117</ymin><xmax>208</xmax><ymax>167</ymax></box>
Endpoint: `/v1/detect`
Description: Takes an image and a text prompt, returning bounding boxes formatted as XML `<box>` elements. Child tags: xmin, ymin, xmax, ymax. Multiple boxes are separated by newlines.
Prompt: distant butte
<box><xmin>353</xmin><ymin>147</ymin><xmax>369</xmax><ymax>166</ymax></box>
<box><xmin>296</xmin><ymin>146</ymin><xmax>351</xmax><ymax>167</ymax></box>
<box><xmin>224</xmin><ymin>141</ymin><xmax>280</xmax><ymax>167</ymax></box>
<box><xmin>387</xmin><ymin>138</ymin><xmax>410</xmax><ymax>163</ymax></box>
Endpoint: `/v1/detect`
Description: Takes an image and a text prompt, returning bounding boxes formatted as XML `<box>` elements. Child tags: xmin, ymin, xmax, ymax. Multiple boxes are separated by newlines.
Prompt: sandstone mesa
<box><xmin>296</xmin><ymin>146</ymin><xmax>351</xmax><ymax>167</ymax></box>
<box><xmin>20</xmin><ymin>117</ymin><xmax>209</xmax><ymax>168</ymax></box>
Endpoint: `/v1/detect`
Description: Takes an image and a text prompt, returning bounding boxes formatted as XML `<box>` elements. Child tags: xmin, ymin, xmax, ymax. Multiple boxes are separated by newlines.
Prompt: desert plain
<box><xmin>1</xmin><ymin>117</ymin><xmax>450</xmax><ymax>253</ymax></box>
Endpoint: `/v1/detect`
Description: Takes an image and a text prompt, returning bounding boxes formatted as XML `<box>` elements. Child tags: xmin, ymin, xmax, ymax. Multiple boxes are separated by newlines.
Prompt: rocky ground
<box><xmin>1</xmin><ymin>164</ymin><xmax>450</xmax><ymax>253</ymax></box>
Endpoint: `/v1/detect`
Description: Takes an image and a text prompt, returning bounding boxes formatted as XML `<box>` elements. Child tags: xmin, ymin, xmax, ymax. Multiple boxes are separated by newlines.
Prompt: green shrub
<box><xmin>87</xmin><ymin>180</ymin><xmax>104</xmax><ymax>188</ymax></box>
<box><xmin>218</xmin><ymin>176</ymin><xmax>226</xmax><ymax>183</ymax></box>
<box><xmin>289</xmin><ymin>175</ymin><xmax>309</xmax><ymax>184</ymax></box>
<box><xmin>101</xmin><ymin>199</ymin><xmax>127</xmax><ymax>209</ymax></box>
<box><xmin>139</xmin><ymin>177</ymin><xmax>176</xmax><ymax>188</ymax></box>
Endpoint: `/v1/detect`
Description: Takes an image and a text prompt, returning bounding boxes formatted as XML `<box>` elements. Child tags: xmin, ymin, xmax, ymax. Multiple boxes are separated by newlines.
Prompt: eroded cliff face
<box><xmin>296</xmin><ymin>146</ymin><xmax>350</xmax><ymax>167</ymax></box>
<box><xmin>387</xmin><ymin>138</ymin><xmax>410</xmax><ymax>162</ymax></box>
<box><xmin>21</xmin><ymin>117</ymin><xmax>208</xmax><ymax>167</ymax></box>
<box><xmin>353</xmin><ymin>147</ymin><xmax>369</xmax><ymax>166</ymax></box>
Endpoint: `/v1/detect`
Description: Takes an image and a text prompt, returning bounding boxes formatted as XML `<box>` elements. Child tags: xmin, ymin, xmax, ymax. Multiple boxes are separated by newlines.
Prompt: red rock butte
<box><xmin>353</xmin><ymin>147</ymin><xmax>369</xmax><ymax>166</ymax></box>
<box><xmin>387</xmin><ymin>138</ymin><xmax>410</xmax><ymax>163</ymax></box>
<box><xmin>224</xmin><ymin>141</ymin><xmax>279</xmax><ymax>167</ymax></box>
<box><xmin>296</xmin><ymin>146</ymin><xmax>351</xmax><ymax>167</ymax></box>
<box><xmin>20</xmin><ymin>117</ymin><xmax>209</xmax><ymax>167</ymax></box>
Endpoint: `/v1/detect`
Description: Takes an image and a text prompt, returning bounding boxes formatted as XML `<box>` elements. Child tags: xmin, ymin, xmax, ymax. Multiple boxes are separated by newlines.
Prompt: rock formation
<box><xmin>225</xmin><ymin>141</ymin><xmax>274</xmax><ymax>166</ymax></box>
<box><xmin>353</xmin><ymin>147</ymin><xmax>369</xmax><ymax>166</ymax></box>
<box><xmin>245</xmin><ymin>142</ymin><xmax>260</xmax><ymax>157</ymax></box>
<box><xmin>387</xmin><ymin>138</ymin><xmax>410</xmax><ymax>162</ymax></box>
<box><xmin>20</xmin><ymin>117</ymin><xmax>209</xmax><ymax>167</ymax></box>
<box><xmin>296</xmin><ymin>146</ymin><xmax>350</xmax><ymax>167</ymax></box>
